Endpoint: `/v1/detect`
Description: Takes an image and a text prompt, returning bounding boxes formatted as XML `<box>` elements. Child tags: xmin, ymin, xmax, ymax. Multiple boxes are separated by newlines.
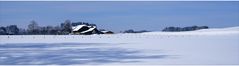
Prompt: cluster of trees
<box><xmin>0</xmin><ymin>25</ymin><xmax>19</xmax><ymax>35</ymax></box>
<box><xmin>26</xmin><ymin>20</ymin><xmax>63</xmax><ymax>35</ymax></box>
<box><xmin>162</xmin><ymin>26</ymin><xmax>209</xmax><ymax>32</ymax></box>
<box><xmin>122</xmin><ymin>29</ymin><xmax>150</xmax><ymax>33</ymax></box>
<box><xmin>0</xmin><ymin>20</ymin><xmax>100</xmax><ymax>35</ymax></box>
<box><xmin>71</xmin><ymin>22</ymin><xmax>96</xmax><ymax>27</ymax></box>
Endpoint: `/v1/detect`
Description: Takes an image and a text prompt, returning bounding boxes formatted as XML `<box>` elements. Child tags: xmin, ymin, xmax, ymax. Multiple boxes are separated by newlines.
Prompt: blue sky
<box><xmin>0</xmin><ymin>1</ymin><xmax>239</xmax><ymax>32</ymax></box>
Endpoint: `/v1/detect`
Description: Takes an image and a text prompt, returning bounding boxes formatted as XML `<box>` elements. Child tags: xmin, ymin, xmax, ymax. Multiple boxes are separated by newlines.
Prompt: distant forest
<box><xmin>0</xmin><ymin>20</ymin><xmax>209</xmax><ymax>35</ymax></box>
<box><xmin>162</xmin><ymin>26</ymin><xmax>209</xmax><ymax>32</ymax></box>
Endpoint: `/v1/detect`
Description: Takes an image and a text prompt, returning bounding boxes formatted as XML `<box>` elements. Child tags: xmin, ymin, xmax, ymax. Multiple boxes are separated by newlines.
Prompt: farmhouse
<box><xmin>72</xmin><ymin>25</ymin><xmax>104</xmax><ymax>35</ymax></box>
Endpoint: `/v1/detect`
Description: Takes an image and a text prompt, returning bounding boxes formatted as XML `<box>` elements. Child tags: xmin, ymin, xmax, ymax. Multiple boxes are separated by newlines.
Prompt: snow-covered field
<box><xmin>0</xmin><ymin>27</ymin><xmax>239</xmax><ymax>65</ymax></box>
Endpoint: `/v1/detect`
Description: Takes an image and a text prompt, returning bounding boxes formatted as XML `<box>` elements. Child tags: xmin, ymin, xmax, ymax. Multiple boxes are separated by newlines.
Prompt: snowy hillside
<box><xmin>142</xmin><ymin>26</ymin><xmax>239</xmax><ymax>35</ymax></box>
<box><xmin>196</xmin><ymin>26</ymin><xmax>239</xmax><ymax>31</ymax></box>
<box><xmin>0</xmin><ymin>26</ymin><xmax>239</xmax><ymax>65</ymax></box>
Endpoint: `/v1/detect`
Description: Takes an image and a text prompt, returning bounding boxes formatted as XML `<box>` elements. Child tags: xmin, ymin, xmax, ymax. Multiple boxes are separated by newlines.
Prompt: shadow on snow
<box><xmin>0</xmin><ymin>43</ymin><xmax>169</xmax><ymax>65</ymax></box>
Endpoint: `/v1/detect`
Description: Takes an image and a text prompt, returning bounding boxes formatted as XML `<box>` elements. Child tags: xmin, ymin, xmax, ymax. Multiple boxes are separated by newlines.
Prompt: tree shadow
<box><xmin>0</xmin><ymin>43</ymin><xmax>170</xmax><ymax>65</ymax></box>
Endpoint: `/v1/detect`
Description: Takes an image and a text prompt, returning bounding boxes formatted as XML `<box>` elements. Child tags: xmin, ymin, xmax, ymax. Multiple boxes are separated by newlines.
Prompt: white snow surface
<box><xmin>72</xmin><ymin>25</ymin><xmax>87</xmax><ymax>31</ymax></box>
<box><xmin>141</xmin><ymin>26</ymin><xmax>239</xmax><ymax>35</ymax></box>
<box><xmin>80</xmin><ymin>27</ymin><xmax>96</xmax><ymax>34</ymax></box>
<box><xmin>0</xmin><ymin>27</ymin><xmax>239</xmax><ymax>65</ymax></box>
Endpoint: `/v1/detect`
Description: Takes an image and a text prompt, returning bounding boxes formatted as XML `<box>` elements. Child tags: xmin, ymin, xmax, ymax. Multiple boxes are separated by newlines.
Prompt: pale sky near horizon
<box><xmin>0</xmin><ymin>1</ymin><xmax>239</xmax><ymax>32</ymax></box>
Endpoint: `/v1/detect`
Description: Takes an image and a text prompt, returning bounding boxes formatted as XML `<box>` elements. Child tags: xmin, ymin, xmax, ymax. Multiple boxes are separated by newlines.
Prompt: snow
<box><xmin>142</xmin><ymin>26</ymin><xmax>239</xmax><ymax>35</ymax></box>
<box><xmin>101</xmin><ymin>31</ymin><xmax>109</xmax><ymax>33</ymax></box>
<box><xmin>80</xmin><ymin>27</ymin><xmax>96</xmax><ymax>34</ymax></box>
<box><xmin>0</xmin><ymin>27</ymin><xmax>239</xmax><ymax>65</ymax></box>
<box><xmin>196</xmin><ymin>26</ymin><xmax>239</xmax><ymax>32</ymax></box>
<box><xmin>72</xmin><ymin>25</ymin><xmax>87</xmax><ymax>31</ymax></box>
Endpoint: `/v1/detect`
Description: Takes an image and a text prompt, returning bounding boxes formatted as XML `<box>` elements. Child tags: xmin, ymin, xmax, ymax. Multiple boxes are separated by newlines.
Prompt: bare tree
<box><xmin>61</xmin><ymin>20</ymin><xmax>72</xmax><ymax>34</ymax></box>
<box><xmin>28</xmin><ymin>20</ymin><xmax>40</xmax><ymax>34</ymax></box>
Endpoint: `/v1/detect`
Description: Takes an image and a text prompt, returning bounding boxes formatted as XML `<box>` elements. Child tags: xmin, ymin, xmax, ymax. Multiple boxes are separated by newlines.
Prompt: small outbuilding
<box><xmin>101</xmin><ymin>30</ymin><xmax>114</xmax><ymax>34</ymax></box>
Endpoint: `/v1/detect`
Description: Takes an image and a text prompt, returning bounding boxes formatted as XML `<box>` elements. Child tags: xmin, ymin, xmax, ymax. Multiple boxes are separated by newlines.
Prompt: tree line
<box><xmin>0</xmin><ymin>20</ymin><xmax>99</xmax><ymax>35</ymax></box>
<box><xmin>122</xmin><ymin>29</ymin><xmax>150</xmax><ymax>33</ymax></box>
<box><xmin>122</xmin><ymin>26</ymin><xmax>209</xmax><ymax>33</ymax></box>
<box><xmin>162</xmin><ymin>26</ymin><xmax>209</xmax><ymax>32</ymax></box>
<box><xmin>0</xmin><ymin>20</ymin><xmax>210</xmax><ymax>35</ymax></box>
